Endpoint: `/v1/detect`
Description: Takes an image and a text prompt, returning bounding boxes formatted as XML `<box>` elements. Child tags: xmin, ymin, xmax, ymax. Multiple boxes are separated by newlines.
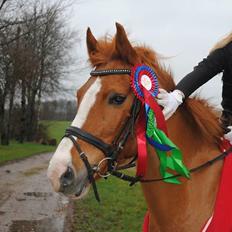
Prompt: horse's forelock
<box><xmin>88</xmin><ymin>35</ymin><xmax>176</xmax><ymax>91</ymax></box>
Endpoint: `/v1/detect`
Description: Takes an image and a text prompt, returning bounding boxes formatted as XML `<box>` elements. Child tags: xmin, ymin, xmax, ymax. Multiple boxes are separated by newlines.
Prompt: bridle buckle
<box><xmin>118</xmin><ymin>142</ymin><xmax>124</xmax><ymax>151</ymax></box>
<box><xmin>94</xmin><ymin>157</ymin><xmax>115</xmax><ymax>178</ymax></box>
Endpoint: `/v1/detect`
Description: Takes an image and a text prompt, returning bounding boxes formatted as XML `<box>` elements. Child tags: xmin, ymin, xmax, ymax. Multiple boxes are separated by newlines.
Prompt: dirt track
<box><xmin>0</xmin><ymin>153</ymin><xmax>71</xmax><ymax>232</ymax></box>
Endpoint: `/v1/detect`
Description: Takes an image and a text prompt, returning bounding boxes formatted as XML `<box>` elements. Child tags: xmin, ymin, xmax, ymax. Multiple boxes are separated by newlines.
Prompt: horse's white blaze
<box><xmin>47</xmin><ymin>78</ymin><xmax>102</xmax><ymax>191</ymax></box>
<box><xmin>71</xmin><ymin>78</ymin><xmax>102</xmax><ymax>128</ymax></box>
<box><xmin>47</xmin><ymin>138</ymin><xmax>73</xmax><ymax>191</ymax></box>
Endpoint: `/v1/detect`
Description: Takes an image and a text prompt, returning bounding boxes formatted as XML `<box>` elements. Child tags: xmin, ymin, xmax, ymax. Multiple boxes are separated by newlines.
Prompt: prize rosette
<box><xmin>130</xmin><ymin>64</ymin><xmax>159</xmax><ymax>102</ymax></box>
<box><xmin>130</xmin><ymin>64</ymin><xmax>189</xmax><ymax>183</ymax></box>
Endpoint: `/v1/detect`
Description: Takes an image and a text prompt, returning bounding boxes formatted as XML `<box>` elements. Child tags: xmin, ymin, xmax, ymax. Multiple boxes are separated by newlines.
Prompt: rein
<box><xmin>63</xmin><ymin>67</ymin><xmax>232</xmax><ymax>202</ymax></box>
<box><xmin>109</xmin><ymin>146</ymin><xmax>232</xmax><ymax>185</ymax></box>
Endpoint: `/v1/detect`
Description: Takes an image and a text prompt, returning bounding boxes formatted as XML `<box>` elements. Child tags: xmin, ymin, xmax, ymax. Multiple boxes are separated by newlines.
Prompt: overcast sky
<box><xmin>66</xmin><ymin>0</ymin><xmax>232</xmax><ymax>108</ymax></box>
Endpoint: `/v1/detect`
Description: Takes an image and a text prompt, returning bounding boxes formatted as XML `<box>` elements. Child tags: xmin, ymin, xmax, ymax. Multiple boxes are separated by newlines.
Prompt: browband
<box><xmin>90</xmin><ymin>69</ymin><xmax>131</xmax><ymax>76</ymax></box>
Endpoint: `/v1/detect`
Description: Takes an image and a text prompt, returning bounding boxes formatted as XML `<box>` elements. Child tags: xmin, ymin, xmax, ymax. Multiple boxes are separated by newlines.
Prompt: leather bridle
<box><xmin>63</xmin><ymin>68</ymin><xmax>232</xmax><ymax>202</ymax></box>
<box><xmin>63</xmin><ymin>68</ymin><xmax>141</xmax><ymax>201</ymax></box>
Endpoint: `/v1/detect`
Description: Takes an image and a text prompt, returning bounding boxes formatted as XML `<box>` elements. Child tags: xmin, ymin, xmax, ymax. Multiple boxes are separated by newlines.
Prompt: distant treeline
<box><xmin>40</xmin><ymin>99</ymin><xmax>76</xmax><ymax>121</ymax></box>
<box><xmin>1</xmin><ymin>99</ymin><xmax>76</xmax><ymax>145</ymax></box>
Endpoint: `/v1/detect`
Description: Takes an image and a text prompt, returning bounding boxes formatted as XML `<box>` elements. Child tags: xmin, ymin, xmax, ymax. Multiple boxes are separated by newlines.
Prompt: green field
<box><xmin>0</xmin><ymin>120</ymin><xmax>70</xmax><ymax>165</ymax></box>
<box><xmin>72</xmin><ymin>170</ymin><xmax>147</xmax><ymax>232</ymax></box>
<box><xmin>0</xmin><ymin>141</ymin><xmax>54</xmax><ymax>164</ymax></box>
<box><xmin>42</xmin><ymin>120</ymin><xmax>70</xmax><ymax>141</ymax></box>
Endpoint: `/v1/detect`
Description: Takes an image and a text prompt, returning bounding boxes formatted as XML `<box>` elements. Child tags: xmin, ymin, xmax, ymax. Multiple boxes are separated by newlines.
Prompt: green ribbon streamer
<box><xmin>146</xmin><ymin>109</ymin><xmax>190</xmax><ymax>184</ymax></box>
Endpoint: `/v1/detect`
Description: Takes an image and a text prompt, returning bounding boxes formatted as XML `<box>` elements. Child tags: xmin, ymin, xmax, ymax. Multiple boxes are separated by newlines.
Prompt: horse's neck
<box><xmin>141</xmin><ymin>111</ymin><xmax>223</xmax><ymax>232</ymax></box>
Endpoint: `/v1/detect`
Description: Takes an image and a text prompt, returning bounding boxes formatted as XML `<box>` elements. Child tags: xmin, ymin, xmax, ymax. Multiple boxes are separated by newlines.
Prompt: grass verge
<box><xmin>0</xmin><ymin>120</ymin><xmax>70</xmax><ymax>165</ymax></box>
<box><xmin>0</xmin><ymin>141</ymin><xmax>54</xmax><ymax>165</ymax></box>
<box><xmin>42</xmin><ymin>120</ymin><xmax>70</xmax><ymax>142</ymax></box>
<box><xmin>72</xmin><ymin>170</ymin><xmax>146</xmax><ymax>232</ymax></box>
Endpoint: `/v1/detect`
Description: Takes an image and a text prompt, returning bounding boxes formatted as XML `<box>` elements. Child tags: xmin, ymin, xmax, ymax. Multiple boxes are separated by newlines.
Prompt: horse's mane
<box><xmin>89</xmin><ymin>36</ymin><xmax>223</xmax><ymax>145</ymax></box>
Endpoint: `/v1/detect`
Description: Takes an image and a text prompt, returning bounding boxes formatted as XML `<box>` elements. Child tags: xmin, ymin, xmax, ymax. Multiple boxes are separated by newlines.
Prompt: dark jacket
<box><xmin>176</xmin><ymin>41</ymin><xmax>232</xmax><ymax>119</ymax></box>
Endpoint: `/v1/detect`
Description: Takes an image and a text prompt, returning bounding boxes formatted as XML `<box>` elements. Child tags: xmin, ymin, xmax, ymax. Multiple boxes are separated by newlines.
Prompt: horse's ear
<box><xmin>115</xmin><ymin>22</ymin><xmax>139</xmax><ymax>65</ymax></box>
<box><xmin>86</xmin><ymin>27</ymin><xmax>98</xmax><ymax>60</ymax></box>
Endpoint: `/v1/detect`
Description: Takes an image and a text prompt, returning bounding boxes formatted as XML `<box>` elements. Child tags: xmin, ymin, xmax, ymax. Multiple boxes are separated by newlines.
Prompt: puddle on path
<box><xmin>9</xmin><ymin>217</ymin><xmax>65</xmax><ymax>232</ymax></box>
<box><xmin>21</xmin><ymin>166</ymin><xmax>47</xmax><ymax>176</ymax></box>
<box><xmin>9</xmin><ymin>220</ymin><xmax>37</xmax><ymax>232</ymax></box>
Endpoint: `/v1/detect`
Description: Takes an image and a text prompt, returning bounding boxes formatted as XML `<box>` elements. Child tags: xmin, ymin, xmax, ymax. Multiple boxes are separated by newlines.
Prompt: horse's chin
<box><xmin>75</xmin><ymin>183</ymin><xmax>91</xmax><ymax>199</ymax></box>
<box><xmin>63</xmin><ymin>183</ymin><xmax>91</xmax><ymax>200</ymax></box>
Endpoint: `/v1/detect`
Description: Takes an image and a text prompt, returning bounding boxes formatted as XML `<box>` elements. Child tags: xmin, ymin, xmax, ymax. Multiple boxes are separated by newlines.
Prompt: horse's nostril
<box><xmin>60</xmin><ymin>167</ymin><xmax>75</xmax><ymax>188</ymax></box>
<box><xmin>64</xmin><ymin>167</ymin><xmax>74</xmax><ymax>179</ymax></box>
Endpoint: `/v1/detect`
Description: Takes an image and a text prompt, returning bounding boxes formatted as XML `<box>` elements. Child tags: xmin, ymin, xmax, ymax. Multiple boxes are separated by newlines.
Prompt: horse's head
<box><xmin>47</xmin><ymin>23</ymin><xmax>152</xmax><ymax>198</ymax></box>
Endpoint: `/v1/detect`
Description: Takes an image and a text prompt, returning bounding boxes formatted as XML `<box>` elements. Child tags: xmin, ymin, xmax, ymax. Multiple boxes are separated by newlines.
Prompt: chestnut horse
<box><xmin>47</xmin><ymin>23</ymin><xmax>224</xmax><ymax>231</ymax></box>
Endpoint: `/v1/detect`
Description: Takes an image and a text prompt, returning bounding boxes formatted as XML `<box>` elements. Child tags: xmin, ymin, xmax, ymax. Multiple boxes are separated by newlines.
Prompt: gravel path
<box><xmin>0</xmin><ymin>153</ymin><xmax>71</xmax><ymax>232</ymax></box>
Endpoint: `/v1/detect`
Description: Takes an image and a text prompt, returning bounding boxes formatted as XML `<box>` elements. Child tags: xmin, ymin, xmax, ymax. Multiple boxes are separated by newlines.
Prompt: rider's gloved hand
<box><xmin>157</xmin><ymin>89</ymin><xmax>185</xmax><ymax>120</ymax></box>
<box><xmin>224</xmin><ymin>126</ymin><xmax>232</xmax><ymax>145</ymax></box>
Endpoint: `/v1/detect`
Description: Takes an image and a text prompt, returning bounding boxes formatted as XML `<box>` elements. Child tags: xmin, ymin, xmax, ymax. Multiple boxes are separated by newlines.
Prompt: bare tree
<box><xmin>0</xmin><ymin>0</ymin><xmax>8</xmax><ymax>11</ymax></box>
<box><xmin>0</xmin><ymin>0</ymin><xmax>78</xmax><ymax>145</ymax></box>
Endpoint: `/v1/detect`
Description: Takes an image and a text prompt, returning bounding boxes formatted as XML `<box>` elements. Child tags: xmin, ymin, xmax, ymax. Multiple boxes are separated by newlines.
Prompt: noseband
<box><xmin>63</xmin><ymin>68</ymin><xmax>140</xmax><ymax>202</ymax></box>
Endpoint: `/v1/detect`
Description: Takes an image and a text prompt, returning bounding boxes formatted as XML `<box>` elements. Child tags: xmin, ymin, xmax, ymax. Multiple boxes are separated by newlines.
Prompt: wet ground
<box><xmin>0</xmin><ymin>153</ymin><xmax>71</xmax><ymax>232</ymax></box>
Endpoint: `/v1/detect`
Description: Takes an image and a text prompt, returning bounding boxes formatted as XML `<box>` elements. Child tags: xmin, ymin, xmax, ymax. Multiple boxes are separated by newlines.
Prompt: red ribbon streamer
<box><xmin>142</xmin><ymin>212</ymin><xmax>149</xmax><ymax>232</ymax></box>
<box><xmin>136</xmin><ymin>87</ymin><xmax>168</xmax><ymax>177</ymax></box>
<box><xmin>136</xmin><ymin>108</ymin><xmax>147</xmax><ymax>176</ymax></box>
<box><xmin>143</xmin><ymin>88</ymin><xmax>168</xmax><ymax>135</ymax></box>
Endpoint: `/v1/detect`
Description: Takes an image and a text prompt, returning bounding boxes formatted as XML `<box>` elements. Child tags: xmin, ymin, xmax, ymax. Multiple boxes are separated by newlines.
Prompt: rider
<box><xmin>157</xmin><ymin>32</ymin><xmax>232</xmax><ymax>143</ymax></box>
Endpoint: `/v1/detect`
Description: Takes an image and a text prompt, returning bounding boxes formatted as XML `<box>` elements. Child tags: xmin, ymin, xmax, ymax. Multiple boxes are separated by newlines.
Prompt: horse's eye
<box><xmin>109</xmin><ymin>94</ymin><xmax>126</xmax><ymax>105</ymax></box>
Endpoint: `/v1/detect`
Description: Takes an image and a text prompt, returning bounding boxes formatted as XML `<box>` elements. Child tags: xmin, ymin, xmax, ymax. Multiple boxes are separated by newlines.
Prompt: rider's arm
<box><xmin>176</xmin><ymin>45</ymin><xmax>228</xmax><ymax>98</ymax></box>
<box><xmin>157</xmin><ymin>43</ymin><xmax>230</xmax><ymax>120</ymax></box>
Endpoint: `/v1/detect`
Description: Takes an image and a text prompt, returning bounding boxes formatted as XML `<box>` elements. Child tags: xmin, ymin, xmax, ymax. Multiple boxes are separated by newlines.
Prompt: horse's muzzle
<box><xmin>59</xmin><ymin>166</ymin><xmax>89</xmax><ymax>197</ymax></box>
